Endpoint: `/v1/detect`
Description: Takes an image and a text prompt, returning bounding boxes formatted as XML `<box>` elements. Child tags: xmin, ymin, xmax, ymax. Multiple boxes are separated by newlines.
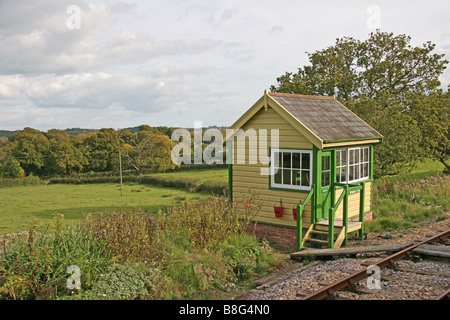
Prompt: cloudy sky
<box><xmin>0</xmin><ymin>0</ymin><xmax>449</xmax><ymax>131</ymax></box>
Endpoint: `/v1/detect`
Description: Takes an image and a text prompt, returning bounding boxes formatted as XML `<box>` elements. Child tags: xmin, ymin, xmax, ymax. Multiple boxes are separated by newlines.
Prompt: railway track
<box><xmin>299</xmin><ymin>229</ymin><xmax>450</xmax><ymax>300</ymax></box>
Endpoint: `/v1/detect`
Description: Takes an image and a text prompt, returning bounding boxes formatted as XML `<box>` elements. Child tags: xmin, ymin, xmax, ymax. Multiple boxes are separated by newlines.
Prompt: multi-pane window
<box><xmin>321</xmin><ymin>155</ymin><xmax>331</xmax><ymax>187</ymax></box>
<box><xmin>271</xmin><ymin>149</ymin><xmax>312</xmax><ymax>190</ymax></box>
<box><xmin>336</xmin><ymin>147</ymin><xmax>370</xmax><ymax>183</ymax></box>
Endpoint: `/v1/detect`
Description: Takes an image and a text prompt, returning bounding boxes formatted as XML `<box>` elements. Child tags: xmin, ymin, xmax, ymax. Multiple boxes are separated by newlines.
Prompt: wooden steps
<box><xmin>303</xmin><ymin>219</ymin><xmax>362</xmax><ymax>249</ymax></box>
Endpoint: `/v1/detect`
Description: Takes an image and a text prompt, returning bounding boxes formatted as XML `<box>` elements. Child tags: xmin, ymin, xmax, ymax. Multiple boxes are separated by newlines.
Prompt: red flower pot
<box><xmin>274</xmin><ymin>206</ymin><xmax>283</xmax><ymax>218</ymax></box>
<box><xmin>273</xmin><ymin>199</ymin><xmax>283</xmax><ymax>218</ymax></box>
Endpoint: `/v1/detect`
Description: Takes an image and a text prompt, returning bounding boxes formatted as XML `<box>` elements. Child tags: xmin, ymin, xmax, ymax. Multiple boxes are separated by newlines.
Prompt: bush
<box><xmin>0</xmin><ymin>174</ymin><xmax>41</xmax><ymax>188</ymax></box>
<box><xmin>82</xmin><ymin>263</ymin><xmax>154</xmax><ymax>300</ymax></box>
<box><xmin>0</xmin><ymin>217</ymin><xmax>111</xmax><ymax>299</ymax></box>
<box><xmin>157</xmin><ymin>193</ymin><xmax>260</xmax><ymax>251</ymax></box>
<box><xmin>79</xmin><ymin>211</ymin><xmax>155</xmax><ymax>262</ymax></box>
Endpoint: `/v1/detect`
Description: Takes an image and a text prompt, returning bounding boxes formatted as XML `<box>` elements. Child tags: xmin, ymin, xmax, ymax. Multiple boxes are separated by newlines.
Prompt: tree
<box><xmin>125</xmin><ymin>130</ymin><xmax>176</xmax><ymax>175</ymax></box>
<box><xmin>45</xmin><ymin>129</ymin><xmax>88</xmax><ymax>175</ymax></box>
<box><xmin>345</xmin><ymin>93</ymin><xmax>424</xmax><ymax>176</ymax></box>
<box><xmin>0</xmin><ymin>156</ymin><xmax>25</xmax><ymax>178</ymax></box>
<box><xmin>83</xmin><ymin>128</ymin><xmax>120</xmax><ymax>172</ymax></box>
<box><xmin>271</xmin><ymin>32</ymin><xmax>448</xmax><ymax>100</ymax></box>
<box><xmin>408</xmin><ymin>89</ymin><xmax>450</xmax><ymax>171</ymax></box>
<box><xmin>271</xmin><ymin>31</ymin><xmax>449</xmax><ymax>176</ymax></box>
<box><xmin>6</xmin><ymin>127</ymin><xmax>51</xmax><ymax>176</ymax></box>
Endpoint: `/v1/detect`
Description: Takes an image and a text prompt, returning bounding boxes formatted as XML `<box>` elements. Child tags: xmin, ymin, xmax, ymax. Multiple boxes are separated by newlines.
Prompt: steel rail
<box><xmin>301</xmin><ymin>229</ymin><xmax>450</xmax><ymax>300</ymax></box>
<box><xmin>435</xmin><ymin>288</ymin><xmax>450</xmax><ymax>300</ymax></box>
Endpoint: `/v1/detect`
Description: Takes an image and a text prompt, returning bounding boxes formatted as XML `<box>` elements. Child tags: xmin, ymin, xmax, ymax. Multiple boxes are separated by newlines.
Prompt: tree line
<box><xmin>0</xmin><ymin>125</ymin><xmax>178</xmax><ymax>178</ymax></box>
<box><xmin>271</xmin><ymin>31</ymin><xmax>449</xmax><ymax>176</ymax></box>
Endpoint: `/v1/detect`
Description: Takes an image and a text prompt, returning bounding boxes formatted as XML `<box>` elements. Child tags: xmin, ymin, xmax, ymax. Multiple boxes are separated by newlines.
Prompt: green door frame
<box><xmin>313</xmin><ymin>146</ymin><xmax>337</xmax><ymax>223</ymax></box>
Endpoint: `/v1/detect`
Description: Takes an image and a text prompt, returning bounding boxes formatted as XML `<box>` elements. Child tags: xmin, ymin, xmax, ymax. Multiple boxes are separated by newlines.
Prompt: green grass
<box><xmin>379</xmin><ymin>158</ymin><xmax>445</xmax><ymax>182</ymax></box>
<box><xmin>367</xmin><ymin>159</ymin><xmax>449</xmax><ymax>233</ymax></box>
<box><xmin>150</xmin><ymin>168</ymin><xmax>228</xmax><ymax>195</ymax></box>
<box><xmin>153</xmin><ymin>168</ymin><xmax>228</xmax><ymax>182</ymax></box>
<box><xmin>0</xmin><ymin>183</ymin><xmax>205</xmax><ymax>235</ymax></box>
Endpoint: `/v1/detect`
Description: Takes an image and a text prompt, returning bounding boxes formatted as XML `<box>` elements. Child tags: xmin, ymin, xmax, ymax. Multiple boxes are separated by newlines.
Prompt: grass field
<box><xmin>0</xmin><ymin>183</ymin><xmax>206</xmax><ymax>235</ymax></box>
<box><xmin>0</xmin><ymin>160</ymin><xmax>448</xmax><ymax>236</ymax></box>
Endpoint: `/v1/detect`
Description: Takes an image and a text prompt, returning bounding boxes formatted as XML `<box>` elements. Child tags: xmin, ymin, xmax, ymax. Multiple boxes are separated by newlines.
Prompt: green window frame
<box><xmin>270</xmin><ymin>148</ymin><xmax>313</xmax><ymax>191</ymax></box>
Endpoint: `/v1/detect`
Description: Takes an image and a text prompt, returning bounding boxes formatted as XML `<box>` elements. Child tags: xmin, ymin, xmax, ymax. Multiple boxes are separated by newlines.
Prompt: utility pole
<box><xmin>119</xmin><ymin>150</ymin><xmax>123</xmax><ymax>196</ymax></box>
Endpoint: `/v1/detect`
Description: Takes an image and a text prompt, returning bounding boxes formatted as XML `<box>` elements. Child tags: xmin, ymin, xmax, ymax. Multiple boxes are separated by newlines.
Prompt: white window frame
<box><xmin>270</xmin><ymin>149</ymin><xmax>313</xmax><ymax>191</ymax></box>
<box><xmin>336</xmin><ymin>147</ymin><xmax>370</xmax><ymax>184</ymax></box>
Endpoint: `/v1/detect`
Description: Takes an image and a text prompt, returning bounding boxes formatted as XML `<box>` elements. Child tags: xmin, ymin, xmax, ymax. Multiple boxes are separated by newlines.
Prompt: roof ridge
<box><xmin>268</xmin><ymin>91</ymin><xmax>336</xmax><ymax>100</ymax></box>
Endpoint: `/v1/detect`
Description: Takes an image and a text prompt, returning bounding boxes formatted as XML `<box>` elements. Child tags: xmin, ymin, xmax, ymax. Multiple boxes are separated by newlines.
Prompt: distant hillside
<box><xmin>63</xmin><ymin>128</ymin><xmax>99</xmax><ymax>136</ymax></box>
<box><xmin>0</xmin><ymin>125</ymin><xmax>229</xmax><ymax>138</ymax></box>
<box><xmin>0</xmin><ymin>130</ymin><xmax>15</xmax><ymax>137</ymax></box>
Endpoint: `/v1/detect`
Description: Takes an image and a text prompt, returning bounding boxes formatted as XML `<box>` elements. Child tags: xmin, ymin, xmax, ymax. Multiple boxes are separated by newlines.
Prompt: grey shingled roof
<box><xmin>269</xmin><ymin>92</ymin><xmax>383</xmax><ymax>143</ymax></box>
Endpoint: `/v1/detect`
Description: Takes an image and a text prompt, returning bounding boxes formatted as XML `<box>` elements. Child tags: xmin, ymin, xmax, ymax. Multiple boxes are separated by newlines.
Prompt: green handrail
<box><xmin>327</xmin><ymin>180</ymin><xmax>368</xmax><ymax>248</ymax></box>
<box><xmin>296</xmin><ymin>185</ymin><xmax>314</xmax><ymax>251</ymax></box>
<box><xmin>328</xmin><ymin>185</ymin><xmax>349</xmax><ymax>248</ymax></box>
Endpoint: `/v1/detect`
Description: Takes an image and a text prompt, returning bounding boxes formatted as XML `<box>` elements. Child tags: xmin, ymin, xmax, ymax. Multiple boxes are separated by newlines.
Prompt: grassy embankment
<box><xmin>0</xmin><ymin>169</ymin><xmax>227</xmax><ymax>235</ymax></box>
<box><xmin>367</xmin><ymin>158</ymin><xmax>449</xmax><ymax>232</ymax></box>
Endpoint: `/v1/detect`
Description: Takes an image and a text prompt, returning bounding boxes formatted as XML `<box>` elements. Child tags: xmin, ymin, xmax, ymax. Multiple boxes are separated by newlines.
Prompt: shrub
<box><xmin>0</xmin><ymin>216</ymin><xmax>112</xmax><ymax>300</ymax></box>
<box><xmin>79</xmin><ymin>211</ymin><xmax>155</xmax><ymax>263</ymax></box>
<box><xmin>157</xmin><ymin>192</ymin><xmax>260</xmax><ymax>251</ymax></box>
<box><xmin>82</xmin><ymin>263</ymin><xmax>154</xmax><ymax>300</ymax></box>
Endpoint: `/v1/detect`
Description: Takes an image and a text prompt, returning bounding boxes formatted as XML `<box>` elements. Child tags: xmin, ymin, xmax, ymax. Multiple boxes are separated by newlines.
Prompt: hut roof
<box><xmin>228</xmin><ymin>91</ymin><xmax>383</xmax><ymax>149</ymax></box>
<box><xmin>268</xmin><ymin>92</ymin><xmax>383</xmax><ymax>143</ymax></box>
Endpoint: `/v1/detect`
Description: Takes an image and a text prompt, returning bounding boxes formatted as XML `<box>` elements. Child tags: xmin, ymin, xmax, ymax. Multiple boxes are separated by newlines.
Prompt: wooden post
<box><xmin>359</xmin><ymin>182</ymin><xmax>365</xmax><ymax>240</ymax></box>
<box><xmin>328</xmin><ymin>206</ymin><xmax>334</xmax><ymax>248</ymax></box>
<box><xmin>296</xmin><ymin>203</ymin><xmax>302</xmax><ymax>251</ymax></box>
<box><xmin>119</xmin><ymin>150</ymin><xmax>123</xmax><ymax>196</ymax></box>
<box><xmin>343</xmin><ymin>185</ymin><xmax>349</xmax><ymax>247</ymax></box>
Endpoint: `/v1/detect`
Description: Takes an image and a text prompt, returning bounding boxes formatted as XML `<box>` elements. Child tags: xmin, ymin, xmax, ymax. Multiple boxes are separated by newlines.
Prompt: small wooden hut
<box><xmin>227</xmin><ymin>90</ymin><xmax>383</xmax><ymax>250</ymax></box>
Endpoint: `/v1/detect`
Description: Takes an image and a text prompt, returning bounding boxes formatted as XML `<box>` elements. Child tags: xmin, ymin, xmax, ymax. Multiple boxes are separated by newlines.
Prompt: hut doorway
<box><xmin>317</xmin><ymin>151</ymin><xmax>332</xmax><ymax>221</ymax></box>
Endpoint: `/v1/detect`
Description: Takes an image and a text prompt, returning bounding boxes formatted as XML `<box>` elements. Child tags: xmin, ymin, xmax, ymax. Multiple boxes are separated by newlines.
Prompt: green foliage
<box><xmin>408</xmin><ymin>90</ymin><xmax>450</xmax><ymax>172</ymax></box>
<box><xmin>271</xmin><ymin>31</ymin><xmax>449</xmax><ymax>176</ymax></box>
<box><xmin>83</xmin><ymin>128</ymin><xmax>120</xmax><ymax>172</ymax></box>
<box><xmin>124</xmin><ymin>130</ymin><xmax>176</xmax><ymax>175</ymax></box>
<box><xmin>0</xmin><ymin>216</ymin><xmax>111</xmax><ymax>299</ymax></box>
<box><xmin>1</xmin><ymin>125</ymin><xmax>185</xmax><ymax>179</ymax></box>
<box><xmin>0</xmin><ymin>174</ymin><xmax>40</xmax><ymax>188</ymax></box>
<box><xmin>367</xmin><ymin>172</ymin><xmax>449</xmax><ymax>233</ymax></box>
<box><xmin>81</xmin><ymin>263</ymin><xmax>154</xmax><ymax>300</ymax></box>
<box><xmin>46</xmin><ymin>130</ymin><xmax>88</xmax><ymax>175</ymax></box>
<box><xmin>271</xmin><ymin>31</ymin><xmax>448</xmax><ymax>100</ymax></box>
<box><xmin>7</xmin><ymin>127</ymin><xmax>51</xmax><ymax>176</ymax></box>
<box><xmin>79</xmin><ymin>211</ymin><xmax>155</xmax><ymax>262</ymax></box>
<box><xmin>157</xmin><ymin>192</ymin><xmax>259</xmax><ymax>251</ymax></box>
<box><xmin>0</xmin><ymin>156</ymin><xmax>24</xmax><ymax>178</ymax></box>
<box><xmin>220</xmin><ymin>234</ymin><xmax>275</xmax><ymax>281</ymax></box>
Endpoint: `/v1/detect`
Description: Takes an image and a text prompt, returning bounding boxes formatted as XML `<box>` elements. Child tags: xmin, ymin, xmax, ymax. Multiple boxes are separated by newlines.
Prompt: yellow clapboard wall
<box><xmin>231</xmin><ymin>106</ymin><xmax>313</xmax><ymax>228</ymax></box>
